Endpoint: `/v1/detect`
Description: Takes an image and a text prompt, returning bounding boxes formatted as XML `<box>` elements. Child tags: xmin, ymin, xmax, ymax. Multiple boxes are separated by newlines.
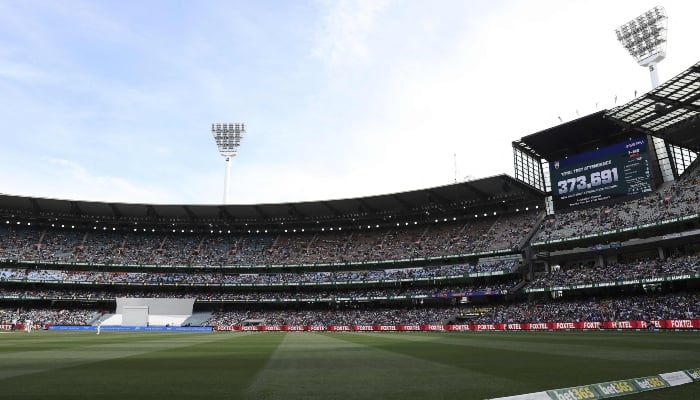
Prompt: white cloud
<box><xmin>311</xmin><ymin>0</ymin><xmax>391</xmax><ymax>67</ymax></box>
<box><xmin>0</xmin><ymin>157</ymin><xmax>171</xmax><ymax>204</ymax></box>
<box><xmin>0</xmin><ymin>61</ymin><xmax>56</xmax><ymax>83</ymax></box>
<box><xmin>1</xmin><ymin>0</ymin><xmax>699</xmax><ymax>206</ymax></box>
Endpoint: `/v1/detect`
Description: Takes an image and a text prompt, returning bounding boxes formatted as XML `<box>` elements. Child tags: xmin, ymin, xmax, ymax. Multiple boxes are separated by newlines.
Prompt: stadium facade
<box><xmin>1</xmin><ymin>61</ymin><xmax>699</xmax><ymax>332</ymax></box>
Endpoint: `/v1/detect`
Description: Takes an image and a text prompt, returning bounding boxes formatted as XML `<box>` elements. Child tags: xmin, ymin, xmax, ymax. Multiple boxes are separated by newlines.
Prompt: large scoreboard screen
<box><xmin>550</xmin><ymin>137</ymin><xmax>654</xmax><ymax>209</ymax></box>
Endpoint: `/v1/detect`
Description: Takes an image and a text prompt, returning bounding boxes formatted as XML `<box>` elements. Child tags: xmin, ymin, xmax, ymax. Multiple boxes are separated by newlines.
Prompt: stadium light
<box><xmin>615</xmin><ymin>6</ymin><xmax>667</xmax><ymax>89</ymax></box>
<box><xmin>615</xmin><ymin>6</ymin><xmax>674</xmax><ymax>183</ymax></box>
<box><xmin>212</xmin><ymin>122</ymin><xmax>246</xmax><ymax>204</ymax></box>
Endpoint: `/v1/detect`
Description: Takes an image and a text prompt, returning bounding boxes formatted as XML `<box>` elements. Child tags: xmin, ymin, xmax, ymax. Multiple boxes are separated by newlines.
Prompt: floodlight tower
<box><xmin>212</xmin><ymin>122</ymin><xmax>246</xmax><ymax>204</ymax></box>
<box><xmin>615</xmin><ymin>6</ymin><xmax>673</xmax><ymax>183</ymax></box>
<box><xmin>615</xmin><ymin>5</ymin><xmax>668</xmax><ymax>89</ymax></box>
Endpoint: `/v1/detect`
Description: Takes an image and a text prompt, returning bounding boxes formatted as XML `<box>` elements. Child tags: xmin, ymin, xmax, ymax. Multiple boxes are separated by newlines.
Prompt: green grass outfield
<box><xmin>0</xmin><ymin>330</ymin><xmax>698</xmax><ymax>399</ymax></box>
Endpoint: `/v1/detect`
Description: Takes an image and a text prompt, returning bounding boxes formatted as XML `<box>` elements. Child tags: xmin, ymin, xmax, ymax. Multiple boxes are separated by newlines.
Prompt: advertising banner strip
<box><xmin>48</xmin><ymin>325</ymin><xmax>212</xmax><ymax>332</ymax></box>
<box><xmin>659</xmin><ymin>371</ymin><xmax>693</xmax><ymax>386</ymax></box>
<box><xmin>630</xmin><ymin>375</ymin><xmax>669</xmax><ymax>391</ymax></box>
<box><xmin>212</xmin><ymin>319</ymin><xmax>700</xmax><ymax>332</ymax></box>
<box><xmin>686</xmin><ymin>368</ymin><xmax>700</xmax><ymax>381</ymax></box>
<box><xmin>488</xmin><ymin>369</ymin><xmax>699</xmax><ymax>400</ymax></box>
<box><xmin>547</xmin><ymin>384</ymin><xmax>601</xmax><ymax>400</ymax></box>
<box><xmin>593</xmin><ymin>380</ymin><xmax>638</xmax><ymax>397</ymax></box>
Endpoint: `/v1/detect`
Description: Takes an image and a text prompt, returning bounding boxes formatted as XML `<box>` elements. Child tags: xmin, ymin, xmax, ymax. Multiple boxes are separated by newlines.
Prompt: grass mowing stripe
<box><xmin>361</xmin><ymin>331</ymin><xmax>699</xmax><ymax>363</ymax></box>
<box><xmin>0</xmin><ymin>332</ymin><xmax>284</xmax><ymax>399</ymax></box>
<box><xmin>0</xmin><ymin>332</ymin><xmax>227</xmax><ymax>379</ymax></box>
<box><xmin>332</xmin><ymin>331</ymin><xmax>700</xmax><ymax>399</ymax></box>
<box><xmin>245</xmin><ymin>332</ymin><xmax>522</xmax><ymax>400</ymax></box>
<box><xmin>0</xmin><ymin>331</ymin><xmax>697</xmax><ymax>399</ymax></box>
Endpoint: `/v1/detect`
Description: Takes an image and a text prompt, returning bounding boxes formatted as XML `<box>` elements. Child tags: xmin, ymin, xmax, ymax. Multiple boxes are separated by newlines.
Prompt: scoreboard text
<box><xmin>550</xmin><ymin>137</ymin><xmax>653</xmax><ymax>209</ymax></box>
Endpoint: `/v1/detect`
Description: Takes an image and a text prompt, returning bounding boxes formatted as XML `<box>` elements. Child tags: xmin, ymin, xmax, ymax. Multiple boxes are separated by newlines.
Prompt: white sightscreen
<box><xmin>122</xmin><ymin>306</ymin><xmax>149</xmax><ymax>326</ymax></box>
<box><xmin>116</xmin><ymin>298</ymin><xmax>195</xmax><ymax>326</ymax></box>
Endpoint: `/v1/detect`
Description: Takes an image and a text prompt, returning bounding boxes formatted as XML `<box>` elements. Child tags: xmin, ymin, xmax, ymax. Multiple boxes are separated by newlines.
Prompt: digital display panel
<box><xmin>550</xmin><ymin>137</ymin><xmax>654</xmax><ymax>209</ymax></box>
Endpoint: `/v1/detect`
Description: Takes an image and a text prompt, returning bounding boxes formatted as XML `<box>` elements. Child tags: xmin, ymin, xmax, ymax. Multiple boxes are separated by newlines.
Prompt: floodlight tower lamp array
<box><xmin>615</xmin><ymin>6</ymin><xmax>674</xmax><ymax>184</ymax></box>
<box><xmin>615</xmin><ymin>5</ymin><xmax>667</xmax><ymax>88</ymax></box>
<box><xmin>212</xmin><ymin>123</ymin><xmax>246</xmax><ymax>204</ymax></box>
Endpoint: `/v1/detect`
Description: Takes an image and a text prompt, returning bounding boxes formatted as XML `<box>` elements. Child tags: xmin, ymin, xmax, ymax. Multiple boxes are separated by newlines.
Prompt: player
<box><xmin>96</xmin><ymin>322</ymin><xmax>101</xmax><ymax>335</ymax></box>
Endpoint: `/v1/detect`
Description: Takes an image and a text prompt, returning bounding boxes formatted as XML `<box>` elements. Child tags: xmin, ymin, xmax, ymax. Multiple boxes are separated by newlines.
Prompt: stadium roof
<box><xmin>604</xmin><ymin>60</ymin><xmax>700</xmax><ymax>151</ymax></box>
<box><xmin>0</xmin><ymin>174</ymin><xmax>544</xmax><ymax>228</ymax></box>
<box><xmin>513</xmin><ymin>111</ymin><xmax>631</xmax><ymax>162</ymax></box>
<box><xmin>514</xmin><ymin>60</ymin><xmax>700</xmax><ymax>162</ymax></box>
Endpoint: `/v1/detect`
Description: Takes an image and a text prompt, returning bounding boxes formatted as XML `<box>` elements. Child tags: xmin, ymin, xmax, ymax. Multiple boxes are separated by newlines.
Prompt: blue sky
<box><xmin>1</xmin><ymin>0</ymin><xmax>698</xmax><ymax>205</ymax></box>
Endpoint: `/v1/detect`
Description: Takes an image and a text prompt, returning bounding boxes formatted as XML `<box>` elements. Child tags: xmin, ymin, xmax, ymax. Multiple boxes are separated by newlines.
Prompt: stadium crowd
<box><xmin>0</xmin><ymin>211</ymin><xmax>538</xmax><ymax>266</ymax></box>
<box><xmin>0</xmin><ymin>307</ymin><xmax>98</xmax><ymax>326</ymax></box>
<box><xmin>205</xmin><ymin>292</ymin><xmax>699</xmax><ymax>326</ymax></box>
<box><xmin>204</xmin><ymin>307</ymin><xmax>460</xmax><ymax>326</ymax></box>
<box><xmin>0</xmin><ymin>278</ymin><xmax>517</xmax><ymax>302</ymax></box>
<box><xmin>535</xmin><ymin>165</ymin><xmax>700</xmax><ymax>242</ymax></box>
<box><xmin>4</xmin><ymin>251</ymin><xmax>698</xmax><ymax>293</ymax></box>
<box><xmin>0</xmin><ymin>261</ymin><xmax>516</xmax><ymax>285</ymax></box>
<box><xmin>473</xmin><ymin>292</ymin><xmax>699</xmax><ymax>324</ymax></box>
<box><xmin>2</xmin><ymin>291</ymin><xmax>697</xmax><ymax>327</ymax></box>
<box><xmin>3</xmin><ymin>170</ymin><xmax>700</xmax><ymax>329</ymax></box>
<box><xmin>527</xmin><ymin>254</ymin><xmax>700</xmax><ymax>289</ymax></box>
